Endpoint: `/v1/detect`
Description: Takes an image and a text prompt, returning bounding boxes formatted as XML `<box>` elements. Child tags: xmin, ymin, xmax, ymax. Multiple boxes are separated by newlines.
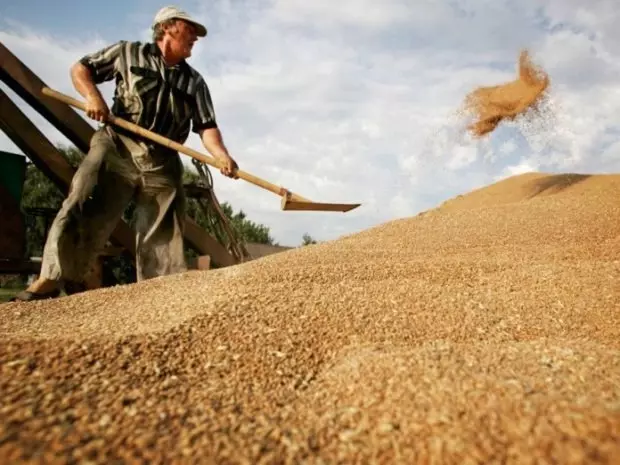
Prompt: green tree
<box><xmin>19</xmin><ymin>144</ymin><xmax>275</xmax><ymax>284</ymax></box>
<box><xmin>182</xmin><ymin>168</ymin><xmax>276</xmax><ymax>246</ymax></box>
<box><xmin>20</xmin><ymin>145</ymin><xmax>82</xmax><ymax>257</ymax></box>
<box><xmin>301</xmin><ymin>233</ymin><xmax>317</xmax><ymax>246</ymax></box>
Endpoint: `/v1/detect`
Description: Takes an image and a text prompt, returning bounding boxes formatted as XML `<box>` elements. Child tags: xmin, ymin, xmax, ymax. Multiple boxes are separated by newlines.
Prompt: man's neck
<box><xmin>156</xmin><ymin>40</ymin><xmax>183</xmax><ymax>67</ymax></box>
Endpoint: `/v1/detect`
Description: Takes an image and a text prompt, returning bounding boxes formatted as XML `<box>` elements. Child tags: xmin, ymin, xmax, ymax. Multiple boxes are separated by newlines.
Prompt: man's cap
<box><xmin>153</xmin><ymin>6</ymin><xmax>207</xmax><ymax>37</ymax></box>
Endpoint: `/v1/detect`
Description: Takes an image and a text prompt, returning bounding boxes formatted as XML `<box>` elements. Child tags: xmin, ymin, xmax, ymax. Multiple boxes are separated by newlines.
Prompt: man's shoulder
<box><xmin>110</xmin><ymin>41</ymin><xmax>165</xmax><ymax>65</ymax></box>
<box><xmin>124</xmin><ymin>40</ymin><xmax>153</xmax><ymax>52</ymax></box>
<box><xmin>104</xmin><ymin>40</ymin><xmax>153</xmax><ymax>53</ymax></box>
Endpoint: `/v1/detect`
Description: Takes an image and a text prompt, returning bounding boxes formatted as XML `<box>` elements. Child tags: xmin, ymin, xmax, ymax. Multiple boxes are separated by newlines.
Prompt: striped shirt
<box><xmin>79</xmin><ymin>41</ymin><xmax>217</xmax><ymax>144</ymax></box>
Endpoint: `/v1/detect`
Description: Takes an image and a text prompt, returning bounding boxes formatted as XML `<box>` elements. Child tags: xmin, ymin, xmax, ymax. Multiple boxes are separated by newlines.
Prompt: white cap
<box><xmin>153</xmin><ymin>6</ymin><xmax>207</xmax><ymax>37</ymax></box>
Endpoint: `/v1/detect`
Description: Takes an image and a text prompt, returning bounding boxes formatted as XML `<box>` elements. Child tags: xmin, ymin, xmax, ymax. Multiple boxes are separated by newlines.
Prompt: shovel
<box><xmin>41</xmin><ymin>87</ymin><xmax>360</xmax><ymax>213</ymax></box>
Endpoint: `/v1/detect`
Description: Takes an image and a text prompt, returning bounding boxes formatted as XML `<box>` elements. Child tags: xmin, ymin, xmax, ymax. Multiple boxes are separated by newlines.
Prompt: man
<box><xmin>12</xmin><ymin>6</ymin><xmax>238</xmax><ymax>301</ymax></box>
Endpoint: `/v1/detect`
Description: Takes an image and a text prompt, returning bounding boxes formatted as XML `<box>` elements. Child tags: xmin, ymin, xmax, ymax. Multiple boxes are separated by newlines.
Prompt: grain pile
<box><xmin>463</xmin><ymin>50</ymin><xmax>550</xmax><ymax>137</ymax></box>
<box><xmin>1</xmin><ymin>172</ymin><xmax>620</xmax><ymax>464</ymax></box>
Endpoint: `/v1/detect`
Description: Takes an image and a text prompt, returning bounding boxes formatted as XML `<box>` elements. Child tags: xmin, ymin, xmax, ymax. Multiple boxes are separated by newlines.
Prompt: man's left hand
<box><xmin>199</xmin><ymin>128</ymin><xmax>239</xmax><ymax>179</ymax></box>
<box><xmin>220</xmin><ymin>155</ymin><xmax>239</xmax><ymax>179</ymax></box>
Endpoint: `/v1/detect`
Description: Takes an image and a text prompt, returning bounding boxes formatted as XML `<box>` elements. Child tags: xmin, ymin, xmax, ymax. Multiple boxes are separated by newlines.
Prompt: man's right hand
<box><xmin>85</xmin><ymin>95</ymin><xmax>109</xmax><ymax>123</ymax></box>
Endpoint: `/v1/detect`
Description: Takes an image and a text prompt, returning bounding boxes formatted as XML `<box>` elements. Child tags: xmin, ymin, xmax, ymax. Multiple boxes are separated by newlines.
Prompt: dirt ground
<box><xmin>1</xmin><ymin>172</ymin><xmax>619</xmax><ymax>464</ymax></box>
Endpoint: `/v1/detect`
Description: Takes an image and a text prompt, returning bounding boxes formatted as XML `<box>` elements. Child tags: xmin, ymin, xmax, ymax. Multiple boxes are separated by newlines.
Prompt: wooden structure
<box><xmin>0</xmin><ymin>151</ymin><xmax>27</xmax><ymax>272</ymax></box>
<box><xmin>0</xmin><ymin>42</ymin><xmax>256</xmax><ymax>286</ymax></box>
<box><xmin>244</xmin><ymin>243</ymin><xmax>293</xmax><ymax>259</ymax></box>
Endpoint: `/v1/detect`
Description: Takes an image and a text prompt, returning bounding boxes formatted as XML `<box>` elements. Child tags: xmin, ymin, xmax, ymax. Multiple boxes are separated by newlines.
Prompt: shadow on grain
<box><xmin>528</xmin><ymin>174</ymin><xmax>591</xmax><ymax>199</ymax></box>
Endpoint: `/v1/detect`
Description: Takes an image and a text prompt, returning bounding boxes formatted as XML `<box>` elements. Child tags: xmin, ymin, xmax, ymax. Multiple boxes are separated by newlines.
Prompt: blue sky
<box><xmin>1</xmin><ymin>0</ymin><xmax>151</xmax><ymax>40</ymax></box>
<box><xmin>1</xmin><ymin>0</ymin><xmax>619</xmax><ymax>246</ymax></box>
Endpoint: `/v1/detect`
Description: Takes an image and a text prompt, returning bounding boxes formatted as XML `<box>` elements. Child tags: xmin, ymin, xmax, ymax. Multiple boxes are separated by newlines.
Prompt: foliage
<box><xmin>182</xmin><ymin>168</ymin><xmax>276</xmax><ymax>246</ymax></box>
<box><xmin>20</xmin><ymin>145</ymin><xmax>81</xmax><ymax>257</ymax></box>
<box><xmin>0</xmin><ymin>288</ymin><xmax>21</xmax><ymax>303</ymax></box>
<box><xmin>301</xmin><ymin>233</ymin><xmax>317</xmax><ymax>246</ymax></box>
<box><xmin>18</xmin><ymin>144</ymin><xmax>275</xmax><ymax>285</ymax></box>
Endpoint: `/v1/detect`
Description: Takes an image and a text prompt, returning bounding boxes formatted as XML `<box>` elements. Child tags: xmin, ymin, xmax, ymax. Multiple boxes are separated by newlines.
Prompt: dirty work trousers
<box><xmin>39</xmin><ymin>125</ymin><xmax>187</xmax><ymax>283</ymax></box>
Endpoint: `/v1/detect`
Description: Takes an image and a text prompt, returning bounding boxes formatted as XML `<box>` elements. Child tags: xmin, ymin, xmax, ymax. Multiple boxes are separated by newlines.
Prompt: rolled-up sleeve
<box><xmin>192</xmin><ymin>77</ymin><xmax>218</xmax><ymax>133</ymax></box>
<box><xmin>79</xmin><ymin>41</ymin><xmax>124</xmax><ymax>84</ymax></box>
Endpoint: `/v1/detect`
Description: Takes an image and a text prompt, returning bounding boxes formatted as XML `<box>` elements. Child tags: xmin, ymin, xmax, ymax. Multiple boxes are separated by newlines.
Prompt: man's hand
<box><xmin>85</xmin><ymin>94</ymin><xmax>109</xmax><ymax>123</ymax></box>
<box><xmin>71</xmin><ymin>62</ymin><xmax>109</xmax><ymax>123</ymax></box>
<box><xmin>200</xmin><ymin>127</ymin><xmax>240</xmax><ymax>180</ymax></box>
<box><xmin>219</xmin><ymin>154</ymin><xmax>239</xmax><ymax>179</ymax></box>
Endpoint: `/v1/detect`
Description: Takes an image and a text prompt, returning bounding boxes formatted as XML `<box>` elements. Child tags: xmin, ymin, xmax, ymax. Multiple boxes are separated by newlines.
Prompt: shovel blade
<box><xmin>281</xmin><ymin>197</ymin><xmax>361</xmax><ymax>213</ymax></box>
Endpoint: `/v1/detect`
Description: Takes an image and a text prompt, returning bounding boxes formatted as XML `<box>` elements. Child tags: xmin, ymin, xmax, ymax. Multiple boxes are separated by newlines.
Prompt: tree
<box><xmin>182</xmin><ymin>168</ymin><xmax>276</xmax><ymax>246</ymax></box>
<box><xmin>20</xmin><ymin>145</ymin><xmax>82</xmax><ymax>257</ymax></box>
<box><xmin>19</xmin><ymin>144</ymin><xmax>275</xmax><ymax>284</ymax></box>
<box><xmin>301</xmin><ymin>233</ymin><xmax>317</xmax><ymax>246</ymax></box>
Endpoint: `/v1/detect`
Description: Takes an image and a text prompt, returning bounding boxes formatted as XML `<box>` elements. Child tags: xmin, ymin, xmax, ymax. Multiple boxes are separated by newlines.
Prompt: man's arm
<box><xmin>200</xmin><ymin>127</ymin><xmax>239</xmax><ymax>179</ymax></box>
<box><xmin>71</xmin><ymin>41</ymin><xmax>124</xmax><ymax>123</ymax></box>
<box><xmin>71</xmin><ymin>62</ymin><xmax>109</xmax><ymax>122</ymax></box>
<box><xmin>193</xmin><ymin>76</ymin><xmax>239</xmax><ymax>179</ymax></box>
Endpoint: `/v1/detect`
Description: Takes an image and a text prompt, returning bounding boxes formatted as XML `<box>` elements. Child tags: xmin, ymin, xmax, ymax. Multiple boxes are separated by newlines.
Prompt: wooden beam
<box><xmin>0</xmin><ymin>43</ymin><xmax>93</xmax><ymax>154</ymax></box>
<box><xmin>184</xmin><ymin>220</ymin><xmax>237</xmax><ymax>268</ymax></box>
<box><xmin>0</xmin><ymin>42</ymin><xmax>239</xmax><ymax>268</ymax></box>
<box><xmin>0</xmin><ymin>258</ymin><xmax>41</xmax><ymax>274</ymax></box>
<box><xmin>187</xmin><ymin>255</ymin><xmax>211</xmax><ymax>271</ymax></box>
<box><xmin>1</xmin><ymin>91</ymin><xmax>73</xmax><ymax>190</ymax></box>
<box><xmin>0</xmin><ymin>88</ymin><xmax>136</xmax><ymax>254</ymax></box>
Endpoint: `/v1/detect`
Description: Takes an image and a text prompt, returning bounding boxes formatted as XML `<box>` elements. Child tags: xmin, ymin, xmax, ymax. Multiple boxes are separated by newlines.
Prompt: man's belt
<box><xmin>112</xmin><ymin>124</ymin><xmax>176</xmax><ymax>155</ymax></box>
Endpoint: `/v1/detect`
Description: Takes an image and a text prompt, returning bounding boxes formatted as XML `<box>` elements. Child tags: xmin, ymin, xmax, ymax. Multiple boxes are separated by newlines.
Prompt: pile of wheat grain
<box><xmin>1</xmin><ymin>172</ymin><xmax>619</xmax><ymax>464</ymax></box>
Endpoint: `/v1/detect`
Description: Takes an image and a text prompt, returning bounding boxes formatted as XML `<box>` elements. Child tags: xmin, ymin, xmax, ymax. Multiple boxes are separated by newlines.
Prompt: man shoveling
<box><xmin>12</xmin><ymin>6</ymin><xmax>239</xmax><ymax>301</ymax></box>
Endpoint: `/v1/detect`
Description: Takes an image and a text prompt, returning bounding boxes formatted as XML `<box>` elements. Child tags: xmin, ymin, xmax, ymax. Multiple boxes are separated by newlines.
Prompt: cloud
<box><xmin>0</xmin><ymin>22</ymin><xmax>114</xmax><ymax>149</ymax></box>
<box><xmin>268</xmin><ymin>0</ymin><xmax>415</xmax><ymax>30</ymax></box>
<box><xmin>2</xmin><ymin>0</ymin><xmax>620</xmax><ymax>247</ymax></box>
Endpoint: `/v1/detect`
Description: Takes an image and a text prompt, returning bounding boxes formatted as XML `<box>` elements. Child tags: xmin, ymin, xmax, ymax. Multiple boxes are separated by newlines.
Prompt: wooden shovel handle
<box><xmin>41</xmin><ymin>87</ymin><xmax>310</xmax><ymax>202</ymax></box>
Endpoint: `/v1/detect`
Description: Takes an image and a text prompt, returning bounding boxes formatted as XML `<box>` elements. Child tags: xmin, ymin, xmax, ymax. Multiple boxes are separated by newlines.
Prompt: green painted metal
<box><xmin>0</xmin><ymin>151</ymin><xmax>26</xmax><ymax>204</ymax></box>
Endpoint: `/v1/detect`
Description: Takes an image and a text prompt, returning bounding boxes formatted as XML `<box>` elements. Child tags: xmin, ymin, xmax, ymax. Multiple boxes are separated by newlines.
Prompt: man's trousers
<box><xmin>39</xmin><ymin>125</ymin><xmax>188</xmax><ymax>284</ymax></box>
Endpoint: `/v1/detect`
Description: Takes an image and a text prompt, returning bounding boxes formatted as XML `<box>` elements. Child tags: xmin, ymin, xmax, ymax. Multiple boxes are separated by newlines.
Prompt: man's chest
<box><xmin>121</xmin><ymin>57</ymin><xmax>195</xmax><ymax>107</ymax></box>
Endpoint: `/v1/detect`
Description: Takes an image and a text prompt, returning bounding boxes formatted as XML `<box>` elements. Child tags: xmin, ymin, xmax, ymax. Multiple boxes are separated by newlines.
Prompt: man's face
<box><xmin>166</xmin><ymin>19</ymin><xmax>198</xmax><ymax>59</ymax></box>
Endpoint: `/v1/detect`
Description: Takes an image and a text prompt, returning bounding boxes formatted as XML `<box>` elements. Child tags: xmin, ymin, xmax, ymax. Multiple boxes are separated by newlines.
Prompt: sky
<box><xmin>1</xmin><ymin>0</ymin><xmax>619</xmax><ymax>247</ymax></box>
